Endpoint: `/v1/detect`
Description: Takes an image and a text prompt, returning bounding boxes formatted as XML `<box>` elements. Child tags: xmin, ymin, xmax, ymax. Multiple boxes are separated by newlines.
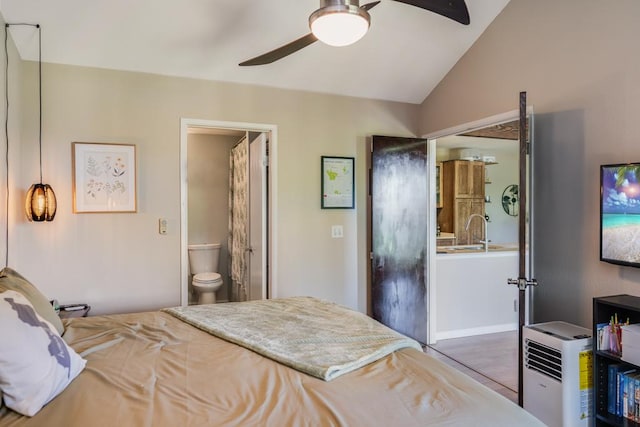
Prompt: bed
<box><xmin>0</xmin><ymin>269</ymin><xmax>543</xmax><ymax>426</ymax></box>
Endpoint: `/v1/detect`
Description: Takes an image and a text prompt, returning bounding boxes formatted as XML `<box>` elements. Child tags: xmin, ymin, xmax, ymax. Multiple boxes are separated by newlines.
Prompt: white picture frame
<box><xmin>72</xmin><ymin>142</ymin><xmax>137</xmax><ymax>213</ymax></box>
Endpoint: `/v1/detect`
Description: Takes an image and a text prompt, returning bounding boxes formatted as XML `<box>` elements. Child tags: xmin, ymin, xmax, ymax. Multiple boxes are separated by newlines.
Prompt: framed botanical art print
<box><xmin>72</xmin><ymin>142</ymin><xmax>137</xmax><ymax>213</ymax></box>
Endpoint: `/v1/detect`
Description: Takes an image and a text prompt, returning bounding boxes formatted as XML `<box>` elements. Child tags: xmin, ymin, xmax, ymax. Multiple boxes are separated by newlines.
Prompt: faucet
<box><xmin>464</xmin><ymin>213</ymin><xmax>489</xmax><ymax>253</ymax></box>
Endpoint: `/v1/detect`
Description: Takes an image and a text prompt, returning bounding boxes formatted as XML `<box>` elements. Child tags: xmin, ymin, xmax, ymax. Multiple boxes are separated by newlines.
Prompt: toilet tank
<box><xmin>187</xmin><ymin>243</ymin><xmax>221</xmax><ymax>275</ymax></box>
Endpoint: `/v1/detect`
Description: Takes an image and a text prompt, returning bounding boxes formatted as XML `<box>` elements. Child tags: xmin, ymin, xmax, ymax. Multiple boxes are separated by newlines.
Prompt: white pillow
<box><xmin>0</xmin><ymin>290</ymin><xmax>86</xmax><ymax>416</ymax></box>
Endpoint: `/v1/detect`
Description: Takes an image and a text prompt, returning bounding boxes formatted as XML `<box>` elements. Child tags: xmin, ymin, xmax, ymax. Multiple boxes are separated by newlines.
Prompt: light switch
<box><xmin>159</xmin><ymin>218</ymin><xmax>168</xmax><ymax>235</ymax></box>
<box><xmin>331</xmin><ymin>225</ymin><xmax>343</xmax><ymax>238</ymax></box>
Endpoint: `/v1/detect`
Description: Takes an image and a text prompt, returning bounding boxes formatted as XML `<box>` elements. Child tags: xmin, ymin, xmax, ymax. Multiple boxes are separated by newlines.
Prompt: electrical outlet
<box><xmin>331</xmin><ymin>225</ymin><xmax>343</xmax><ymax>238</ymax></box>
<box><xmin>159</xmin><ymin>218</ymin><xmax>168</xmax><ymax>235</ymax></box>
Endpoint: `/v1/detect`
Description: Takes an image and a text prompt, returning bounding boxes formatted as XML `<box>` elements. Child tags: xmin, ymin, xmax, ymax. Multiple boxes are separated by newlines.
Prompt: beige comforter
<box><xmin>0</xmin><ymin>310</ymin><xmax>544</xmax><ymax>426</ymax></box>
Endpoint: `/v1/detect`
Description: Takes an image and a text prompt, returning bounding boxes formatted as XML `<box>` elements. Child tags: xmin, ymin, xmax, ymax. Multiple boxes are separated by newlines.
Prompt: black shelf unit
<box><xmin>594</xmin><ymin>295</ymin><xmax>640</xmax><ymax>427</ymax></box>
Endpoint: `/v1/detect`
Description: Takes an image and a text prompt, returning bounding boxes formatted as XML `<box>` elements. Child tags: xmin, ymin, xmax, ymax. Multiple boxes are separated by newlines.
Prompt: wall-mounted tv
<box><xmin>601</xmin><ymin>163</ymin><xmax>640</xmax><ymax>267</ymax></box>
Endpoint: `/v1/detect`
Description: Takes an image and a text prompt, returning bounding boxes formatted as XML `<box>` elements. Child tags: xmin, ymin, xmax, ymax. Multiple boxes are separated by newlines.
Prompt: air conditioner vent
<box><xmin>525</xmin><ymin>338</ymin><xmax>562</xmax><ymax>382</ymax></box>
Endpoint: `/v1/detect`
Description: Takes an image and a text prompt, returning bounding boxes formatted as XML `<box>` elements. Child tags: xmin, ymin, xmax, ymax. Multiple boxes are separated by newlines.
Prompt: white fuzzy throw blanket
<box><xmin>163</xmin><ymin>296</ymin><xmax>421</xmax><ymax>381</ymax></box>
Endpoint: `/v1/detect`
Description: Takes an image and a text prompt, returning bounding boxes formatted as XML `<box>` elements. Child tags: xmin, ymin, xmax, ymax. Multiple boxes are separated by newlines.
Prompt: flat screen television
<box><xmin>601</xmin><ymin>163</ymin><xmax>640</xmax><ymax>267</ymax></box>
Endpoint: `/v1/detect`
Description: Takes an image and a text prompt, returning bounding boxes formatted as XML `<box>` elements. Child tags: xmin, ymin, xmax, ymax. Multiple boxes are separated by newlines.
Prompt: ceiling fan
<box><xmin>239</xmin><ymin>0</ymin><xmax>470</xmax><ymax>66</ymax></box>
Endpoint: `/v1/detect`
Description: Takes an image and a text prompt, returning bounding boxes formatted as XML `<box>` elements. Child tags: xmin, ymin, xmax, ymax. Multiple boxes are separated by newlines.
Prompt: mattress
<box><xmin>0</xmin><ymin>310</ymin><xmax>543</xmax><ymax>426</ymax></box>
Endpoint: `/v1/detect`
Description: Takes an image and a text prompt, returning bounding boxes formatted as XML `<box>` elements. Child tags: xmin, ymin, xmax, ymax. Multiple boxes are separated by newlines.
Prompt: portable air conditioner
<box><xmin>523</xmin><ymin>321</ymin><xmax>593</xmax><ymax>427</ymax></box>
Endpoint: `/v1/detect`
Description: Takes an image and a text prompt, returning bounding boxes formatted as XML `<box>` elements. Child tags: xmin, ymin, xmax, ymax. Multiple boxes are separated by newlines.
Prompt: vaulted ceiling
<box><xmin>0</xmin><ymin>0</ymin><xmax>510</xmax><ymax>104</ymax></box>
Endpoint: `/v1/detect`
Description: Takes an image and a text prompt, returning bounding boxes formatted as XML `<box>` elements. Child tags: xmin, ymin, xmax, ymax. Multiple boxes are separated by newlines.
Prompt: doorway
<box><xmin>424</xmin><ymin>107</ymin><xmax>533</xmax><ymax>403</ymax></box>
<box><xmin>179</xmin><ymin>119</ymin><xmax>277</xmax><ymax>306</ymax></box>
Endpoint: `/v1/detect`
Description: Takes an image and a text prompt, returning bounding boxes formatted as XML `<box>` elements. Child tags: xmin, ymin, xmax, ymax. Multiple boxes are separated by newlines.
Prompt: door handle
<box><xmin>507</xmin><ymin>277</ymin><xmax>537</xmax><ymax>290</ymax></box>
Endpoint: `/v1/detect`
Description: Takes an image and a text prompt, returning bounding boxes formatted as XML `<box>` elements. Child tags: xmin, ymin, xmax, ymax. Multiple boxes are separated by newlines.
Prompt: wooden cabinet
<box><xmin>451</xmin><ymin>160</ymin><xmax>485</xmax><ymax>198</ymax></box>
<box><xmin>593</xmin><ymin>295</ymin><xmax>640</xmax><ymax>427</ymax></box>
<box><xmin>438</xmin><ymin>160</ymin><xmax>485</xmax><ymax>245</ymax></box>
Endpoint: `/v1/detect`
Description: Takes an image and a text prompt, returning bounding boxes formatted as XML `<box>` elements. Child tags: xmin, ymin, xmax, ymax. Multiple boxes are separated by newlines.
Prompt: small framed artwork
<box><xmin>72</xmin><ymin>142</ymin><xmax>137</xmax><ymax>213</ymax></box>
<box><xmin>321</xmin><ymin>156</ymin><xmax>354</xmax><ymax>209</ymax></box>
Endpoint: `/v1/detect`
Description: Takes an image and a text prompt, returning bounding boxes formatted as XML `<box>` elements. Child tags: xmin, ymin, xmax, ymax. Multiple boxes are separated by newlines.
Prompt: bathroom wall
<box><xmin>187</xmin><ymin>133</ymin><xmax>240</xmax><ymax>302</ymax></box>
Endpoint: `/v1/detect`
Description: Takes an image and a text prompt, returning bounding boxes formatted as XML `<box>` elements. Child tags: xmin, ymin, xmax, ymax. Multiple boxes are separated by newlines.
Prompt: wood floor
<box><xmin>424</xmin><ymin>330</ymin><xmax>518</xmax><ymax>404</ymax></box>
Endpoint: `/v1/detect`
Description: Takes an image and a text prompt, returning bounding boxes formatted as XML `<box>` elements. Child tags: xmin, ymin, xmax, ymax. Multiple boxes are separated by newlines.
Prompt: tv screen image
<box><xmin>601</xmin><ymin>163</ymin><xmax>640</xmax><ymax>267</ymax></box>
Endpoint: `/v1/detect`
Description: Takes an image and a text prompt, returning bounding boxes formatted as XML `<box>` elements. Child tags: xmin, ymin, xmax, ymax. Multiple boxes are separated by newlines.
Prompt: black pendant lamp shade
<box><xmin>25</xmin><ymin>183</ymin><xmax>56</xmax><ymax>222</ymax></box>
<box><xmin>22</xmin><ymin>24</ymin><xmax>57</xmax><ymax>222</ymax></box>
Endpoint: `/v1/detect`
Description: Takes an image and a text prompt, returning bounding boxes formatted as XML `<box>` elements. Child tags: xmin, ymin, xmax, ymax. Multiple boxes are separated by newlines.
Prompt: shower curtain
<box><xmin>228</xmin><ymin>137</ymin><xmax>248</xmax><ymax>302</ymax></box>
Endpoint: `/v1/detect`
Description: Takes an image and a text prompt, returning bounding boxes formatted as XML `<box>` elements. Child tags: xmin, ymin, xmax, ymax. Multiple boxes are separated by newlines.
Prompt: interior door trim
<box><xmin>179</xmin><ymin>118</ymin><xmax>277</xmax><ymax>306</ymax></box>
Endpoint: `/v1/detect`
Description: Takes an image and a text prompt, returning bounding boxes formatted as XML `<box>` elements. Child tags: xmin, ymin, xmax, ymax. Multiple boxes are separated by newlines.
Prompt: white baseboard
<box><xmin>435</xmin><ymin>323</ymin><xmax>518</xmax><ymax>341</ymax></box>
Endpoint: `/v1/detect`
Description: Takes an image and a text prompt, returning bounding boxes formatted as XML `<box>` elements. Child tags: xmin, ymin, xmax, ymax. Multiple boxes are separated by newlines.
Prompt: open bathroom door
<box><xmin>248</xmin><ymin>132</ymin><xmax>268</xmax><ymax>300</ymax></box>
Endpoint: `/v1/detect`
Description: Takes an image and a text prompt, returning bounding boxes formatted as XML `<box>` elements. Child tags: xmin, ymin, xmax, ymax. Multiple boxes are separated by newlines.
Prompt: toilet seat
<box><xmin>193</xmin><ymin>272</ymin><xmax>222</xmax><ymax>285</ymax></box>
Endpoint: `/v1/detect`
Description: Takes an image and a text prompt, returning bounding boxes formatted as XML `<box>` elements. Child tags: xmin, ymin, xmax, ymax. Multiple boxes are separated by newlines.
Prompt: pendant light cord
<box><xmin>4</xmin><ymin>23</ymin><xmax>40</xmax><ymax>267</ymax></box>
<box><xmin>4</xmin><ymin>24</ymin><xmax>9</xmax><ymax>268</ymax></box>
<box><xmin>38</xmin><ymin>25</ymin><xmax>42</xmax><ymax>184</ymax></box>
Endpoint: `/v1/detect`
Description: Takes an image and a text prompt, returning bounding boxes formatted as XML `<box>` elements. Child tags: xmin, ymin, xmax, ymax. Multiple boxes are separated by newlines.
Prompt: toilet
<box><xmin>187</xmin><ymin>243</ymin><xmax>223</xmax><ymax>304</ymax></box>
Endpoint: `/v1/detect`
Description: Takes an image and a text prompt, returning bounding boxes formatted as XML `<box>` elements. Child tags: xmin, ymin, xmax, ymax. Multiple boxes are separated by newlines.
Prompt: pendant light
<box><xmin>24</xmin><ymin>25</ymin><xmax>57</xmax><ymax>222</ymax></box>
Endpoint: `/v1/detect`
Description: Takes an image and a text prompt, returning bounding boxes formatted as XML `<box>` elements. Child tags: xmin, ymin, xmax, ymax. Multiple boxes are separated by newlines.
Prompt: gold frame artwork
<box><xmin>72</xmin><ymin>142</ymin><xmax>137</xmax><ymax>213</ymax></box>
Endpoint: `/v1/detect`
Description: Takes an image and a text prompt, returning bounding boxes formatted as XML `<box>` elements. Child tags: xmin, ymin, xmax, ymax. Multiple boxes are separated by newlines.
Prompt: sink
<box><xmin>436</xmin><ymin>243</ymin><xmax>520</xmax><ymax>253</ymax></box>
<box><xmin>489</xmin><ymin>244</ymin><xmax>519</xmax><ymax>251</ymax></box>
<box><xmin>451</xmin><ymin>245</ymin><xmax>484</xmax><ymax>250</ymax></box>
<box><xmin>437</xmin><ymin>244</ymin><xmax>484</xmax><ymax>251</ymax></box>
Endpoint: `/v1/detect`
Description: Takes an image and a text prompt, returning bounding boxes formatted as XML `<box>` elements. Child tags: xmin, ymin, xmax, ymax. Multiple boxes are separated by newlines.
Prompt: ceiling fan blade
<box><xmin>361</xmin><ymin>1</ymin><xmax>381</xmax><ymax>11</ymax></box>
<box><xmin>393</xmin><ymin>0</ymin><xmax>470</xmax><ymax>25</ymax></box>
<box><xmin>239</xmin><ymin>33</ymin><xmax>318</xmax><ymax>66</ymax></box>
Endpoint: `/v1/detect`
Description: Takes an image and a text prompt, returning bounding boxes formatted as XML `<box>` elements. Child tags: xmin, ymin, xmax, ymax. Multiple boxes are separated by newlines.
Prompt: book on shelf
<box><xmin>598</xmin><ymin>319</ymin><xmax>627</xmax><ymax>355</ymax></box>
<box><xmin>623</xmin><ymin>372</ymin><xmax>638</xmax><ymax>419</ymax></box>
<box><xmin>618</xmin><ymin>369</ymin><xmax>637</xmax><ymax>417</ymax></box>
<box><xmin>624</xmin><ymin>372</ymin><xmax>640</xmax><ymax>421</ymax></box>
<box><xmin>598</xmin><ymin>322</ymin><xmax>611</xmax><ymax>351</ymax></box>
<box><xmin>609</xmin><ymin>364</ymin><xmax>623</xmax><ymax>415</ymax></box>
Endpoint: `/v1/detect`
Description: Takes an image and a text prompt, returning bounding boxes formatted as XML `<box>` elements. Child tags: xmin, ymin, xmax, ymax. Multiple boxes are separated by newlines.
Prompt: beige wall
<box><xmin>1</xmin><ymin>16</ymin><xmax>22</xmax><ymax>270</ymax></box>
<box><xmin>419</xmin><ymin>0</ymin><xmax>640</xmax><ymax>327</ymax></box>
<box><xmin>8</xmin><ymin>60</ymin><xmax>418</xmax><ymax>315</ymax></box>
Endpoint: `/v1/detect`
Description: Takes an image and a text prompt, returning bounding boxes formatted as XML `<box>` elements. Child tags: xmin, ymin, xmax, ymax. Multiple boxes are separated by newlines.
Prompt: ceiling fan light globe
<box><xmin>309</xmin><ymin>5</ymin><xmax>370</xmax><ymax>47</ymax></box>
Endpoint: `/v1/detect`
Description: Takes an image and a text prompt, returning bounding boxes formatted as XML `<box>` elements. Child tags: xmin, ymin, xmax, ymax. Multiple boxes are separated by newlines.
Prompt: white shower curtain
<box><xmin>228</xmin><ymin>137</ymin><xmax>248</xmax><ymax>302</ymax></box>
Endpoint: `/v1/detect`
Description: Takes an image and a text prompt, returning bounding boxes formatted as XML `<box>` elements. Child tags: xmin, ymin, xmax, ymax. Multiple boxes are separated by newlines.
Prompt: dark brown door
<box><xmin>369</xmin><ymin>136</ymin><xmax>428</xmax><ymax>344</ymax></box>
<box><xmin>508</xmin><ymin>92</ymin><xmax>536</xmax><ymax>406</ymax></box>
